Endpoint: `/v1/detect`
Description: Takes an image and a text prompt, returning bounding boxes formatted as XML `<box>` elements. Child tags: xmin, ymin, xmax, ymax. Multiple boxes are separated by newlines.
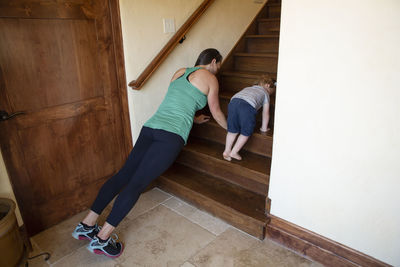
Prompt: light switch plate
<box><xmin>163</xmin><ymin>18</ymin><xmax>175</xmax><ymax>33</ymax></box>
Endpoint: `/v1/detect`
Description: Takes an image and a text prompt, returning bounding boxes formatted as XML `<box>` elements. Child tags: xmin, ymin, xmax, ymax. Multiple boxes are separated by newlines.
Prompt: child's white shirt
<box><xmin>231</xmin><ymin>85</ymin><xmax>269</xmax><ymax>110</ymax></box>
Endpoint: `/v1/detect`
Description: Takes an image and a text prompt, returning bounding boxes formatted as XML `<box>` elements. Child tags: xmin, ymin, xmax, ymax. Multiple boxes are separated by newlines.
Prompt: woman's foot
<box><xmin>87</xmin><ymin>234</ymin><xmax>124</xmax><ymax>258</ymax></box>
<box><xmin>223</xmin><ymin>151</ymin><xmax>231</xmax><ymax>161</ymax></box>
<box><xmin>230</xmin><ymin>152</ymin><xmax>242</xmax><ymax>161</ymax></box>
<box><xmin>72</xmin><ymin>222</ymin><xmax>101</xmax><ymax>241</ymax></box>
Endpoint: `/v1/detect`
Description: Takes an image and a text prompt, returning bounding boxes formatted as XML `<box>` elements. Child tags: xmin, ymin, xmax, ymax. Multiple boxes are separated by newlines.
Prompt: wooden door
<box><xmin>0</xmin><ymin>0</ymin><xmax>131</xmax><ymax>236</ymax></box>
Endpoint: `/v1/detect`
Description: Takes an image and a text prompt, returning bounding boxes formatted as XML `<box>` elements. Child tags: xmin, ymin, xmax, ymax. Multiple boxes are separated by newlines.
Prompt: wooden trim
<box><xmin>266</xmin><ymin>215</ymin><xmax>391</xmax><ymax>267</ymax></box>
<box><xmin>19</xmin><ymin>225</ymin><xmax>32</xmax><ymax>252</ymax></box>
<box><xmin>128</xmin><ymin>0</ymin><xmax>215</xmax><ymax>90</ymax></box>
<box><xmin>109</xmin><ymin>0</ymin><xmax>133</xmax><ymax>153</ymax></box>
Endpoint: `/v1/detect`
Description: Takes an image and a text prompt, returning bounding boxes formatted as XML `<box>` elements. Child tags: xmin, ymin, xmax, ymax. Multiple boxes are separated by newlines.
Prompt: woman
<box><xmin>72</xmin><ymin>48</ymin><xmax>227</xmax><ymax>258</ymax></box>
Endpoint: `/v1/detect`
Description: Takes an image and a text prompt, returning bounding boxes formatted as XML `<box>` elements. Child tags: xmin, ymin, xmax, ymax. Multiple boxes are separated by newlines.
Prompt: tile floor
<box><xmin>27</xmin><ymin>188</ymin><xmax>323</xmax><ymax>267</ymax></box>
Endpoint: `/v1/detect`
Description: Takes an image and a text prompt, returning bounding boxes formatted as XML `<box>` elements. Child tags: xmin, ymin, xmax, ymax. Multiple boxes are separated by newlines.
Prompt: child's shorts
<box><xmin>227</xmin><ymin>98</ymin><xmax>257</xmax><ymax>136</ymax></box>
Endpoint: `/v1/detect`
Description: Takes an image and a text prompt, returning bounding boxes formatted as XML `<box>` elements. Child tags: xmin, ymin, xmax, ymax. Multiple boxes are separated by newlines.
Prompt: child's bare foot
<box><xmin>223</xmin><ymin>152</ymin><xmax>232</xmax><ymax>161</ymax></box>
<box><xmin>230</xmin><ymin>152</ymin><xmax>242</xmax><ymax>161</ymax></box>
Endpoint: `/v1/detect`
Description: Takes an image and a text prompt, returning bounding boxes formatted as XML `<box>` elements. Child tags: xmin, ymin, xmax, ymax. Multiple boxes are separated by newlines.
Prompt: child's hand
<box><xmin>194</xmin><ymin>115</ymin><xmax>210</xmax><ymax>124</ymax></box>
<box><xmin>260</xmin><ymin>127</ymin><xmax>270</xmax><ymax>133</ymax></box>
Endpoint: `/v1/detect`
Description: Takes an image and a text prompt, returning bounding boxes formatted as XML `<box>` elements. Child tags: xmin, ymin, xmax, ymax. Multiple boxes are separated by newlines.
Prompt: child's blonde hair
<box><xmin>254</xmin><ymin>75</ymin><xmax>276</xmax><ymax>93</ymax></box>
<box><xmin>254</xmin><ymin>74</ymin><xmax>274</xmax><ymax>87</ymax></box>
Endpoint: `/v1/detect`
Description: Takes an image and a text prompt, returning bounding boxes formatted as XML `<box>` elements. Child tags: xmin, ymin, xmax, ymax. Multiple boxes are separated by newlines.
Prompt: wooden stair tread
<box><xmin>246</xmin><ymin>34</ymin><xmax>279</xmax><ymax>38</ymax></box>
<box><xmin>235</xmin><ymin>52</ymin><xmax>278</xmax><ymax>58</ymax></box>
<box><xmin>220</xmin><ymin>89</ymin><xmax>275</xmax><ymax>112</ymax></box>
<box><xmin>258</xmin><ymin>18</ymin><xmax>280</xmax><ymax>22</ymax></box>
<box><xmin>160</xmin><ymin>163</ymin><xmax>267</xmax><ymax>222</ymax></box>
<box><xmin>185</xmin><ymin>137</ymin><xmax>271</xmax><ymax>175</ymax></box>
<box><xmin>220</xmin><ymin>70</ymin><xmax>277</xmax><ymax>79</ymax></box>
<box><xmin>204</xmin><ymin>119</ymin><xmax>273</xmax><ymax>139</ymax></box>
<box><xmin>266</xmin><ymin>2</ymin><xmax>281</xmax><ymax>7</ymax></box>
<box><xmin>191</xmin><ymin>120</ymin><xmax>273</xmax><ymax>159</ymax></box>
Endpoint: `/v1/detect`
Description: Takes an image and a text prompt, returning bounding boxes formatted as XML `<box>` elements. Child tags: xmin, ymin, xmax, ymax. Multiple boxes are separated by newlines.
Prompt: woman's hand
<box><xmin>194</xmin><ymin>115</ymin><xmax>210</xmax><ymax>124</ymax></box>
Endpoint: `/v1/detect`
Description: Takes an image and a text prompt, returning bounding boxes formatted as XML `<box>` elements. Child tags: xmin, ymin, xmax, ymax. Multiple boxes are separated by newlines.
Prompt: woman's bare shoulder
<box><xmin>171</xmin><ymin>68</ymin><xmax>187</xmax><ymax>82</ymax></box>
<box><xmin>195</xmin><ymin>68</ymin><xmax>218</xmax><ymax>81</ymax></box>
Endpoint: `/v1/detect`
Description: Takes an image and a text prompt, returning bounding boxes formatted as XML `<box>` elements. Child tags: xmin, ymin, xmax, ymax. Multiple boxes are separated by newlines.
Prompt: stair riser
<box><xmin>267</xmin><ymin>5</ymin><xmax>281</xmax><ymax>18</ymax></box>
<box><xmin>246</xmin><ymin>37</ymin><xmax>279</xmax><ymax>53</ymax></box>
<box><xmin>191</xmin><ymin>123</ymin><xmax>273</xmax><ymax>157</ymax></box>
<box><xmin>220</xmin><ymin>75</ymin><xmax>257</xmax><ymax>92</ymax></box>
<box><xmin>157</xmin><ymin>177</ymin><xmax>266</xmax><ymax>239</ymax></box>
<box><xmin>234</xmin><ymin>56</ymin><xmax>278</xmax><ymax>73</ymax></box>
<box><xmin>220</xmin><ymin>74</ymin><xmax>277</xmax><ymax>92</ymax></box>
<box><xmin>176</xmin><ymin>150</ymin><xmax>269</xmax><ymax>195</ymax></box>
<box><xmin>258</xmin><ymin>21</ymin><xmax>280</xmax><ymax>35</ymax></box>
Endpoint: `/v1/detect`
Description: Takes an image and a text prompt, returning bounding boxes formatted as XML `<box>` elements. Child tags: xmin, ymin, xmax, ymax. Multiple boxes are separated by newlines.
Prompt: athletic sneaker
<box><xmin>72</xmin><ymin>223</ymin><xmax>101</xmax><ymax>241</ymax></box>
<box><xmin>87</xmin><ymin>234</ymin><xmax>124</xmax><ymax>258</ymax></box>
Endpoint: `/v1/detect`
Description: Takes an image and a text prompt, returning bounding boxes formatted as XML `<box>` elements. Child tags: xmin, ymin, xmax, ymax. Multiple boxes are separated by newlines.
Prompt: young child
<box><xmin>223</xmin><ymin>75</ymin><xmax>276</xmax><ymax>161</ymax></box>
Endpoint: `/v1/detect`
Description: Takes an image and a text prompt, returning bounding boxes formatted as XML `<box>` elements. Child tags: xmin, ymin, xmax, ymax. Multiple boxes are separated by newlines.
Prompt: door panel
<box><xmin>0</xmin><ymin>18</ymin><xmax>102</xmax><ymax>111</ymax></box>
<box><xmin>0</xmin><ymin>0</ymin><xmax>130</xmax><ymax>235</ymax></box>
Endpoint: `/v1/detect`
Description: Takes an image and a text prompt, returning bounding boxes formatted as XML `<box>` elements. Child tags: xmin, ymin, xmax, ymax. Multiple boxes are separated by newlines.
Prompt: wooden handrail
<box><xmin>128</xmin><ymin>0</ymin><xmax>215</xmax><ymax>90</ymax></box>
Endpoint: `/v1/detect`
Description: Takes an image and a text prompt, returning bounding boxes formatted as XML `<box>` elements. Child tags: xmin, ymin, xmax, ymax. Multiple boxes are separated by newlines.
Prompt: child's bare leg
<box><xmin>82</xmin><ymin>210</ymin><xmax>99</xmax><ymax>227</ymax></box>
<box><xmin>230</xmin><ymin>134</ymin><xmax>249</xmax><ymax>160</ymax></box>
<box><xmin>223</xmin><ymin>132</ymin><xmax>238</xmax><ymax>161</ymax></box>
<box><xmin>97</xmin><ymin>222</ymin><xmax>115</xmax><ymax>240</ymax></box>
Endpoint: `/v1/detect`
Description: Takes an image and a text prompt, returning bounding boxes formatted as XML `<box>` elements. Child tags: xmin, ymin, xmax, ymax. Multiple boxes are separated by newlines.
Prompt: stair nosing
<box><xmin>180</xmin><ymin>148</ymin><xmax>269</xmax><ymax>184</ymax></box>
<box><xmin>266</xmin><ymin>3</ymin><xmax>281</xmax><ymax>7</ymax></box>
<box><xmin>245</xmin><ymin>34</ymin><xmax>280</xmax><ymax>38</ymax></box>
<box><xmin>184</xmin><ymin>137</ymin><xmax>271</xmax><ymax>177</ymax></box>
<box><xmin>204</xmin><ymin>120</ymin><xmax>273</xmax><ymax>140</ymax></box>
<box><xmin>258</xmin><ymin>18</ymin><xmax>280</xmax><ymax>22</ymax></box>
<box><xmin>159</xmin><ymin>176</ymin><xmax>267</xmax><ymax>224</ymax></box>
<box><xmin>159</xmin><ymin>164</ymin><xmax>268</xmax><ymax>223</ymax></box>
<box><xmin>234</xmin><ymin>52</ymin><xmax>278</xmax><ymax>58</ymax></box>
<box><xmin>220</xmin><ymin>70</ymin><xmax>277</xmax><ymax>78</ymax></box>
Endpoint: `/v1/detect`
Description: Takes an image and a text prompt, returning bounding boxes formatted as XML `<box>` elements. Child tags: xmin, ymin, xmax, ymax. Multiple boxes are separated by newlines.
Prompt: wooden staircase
<box><xmin>157</xmin><ymin>0</ymin><xmax>280</xmax><ymax>239</ymax></box>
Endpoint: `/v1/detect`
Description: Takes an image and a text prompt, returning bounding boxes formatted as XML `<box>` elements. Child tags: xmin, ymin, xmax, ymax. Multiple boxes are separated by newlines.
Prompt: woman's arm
<box><xmin>207</xmin><ymin>76</ymin><xmax>227</xmax><ymax>129</ymax></box>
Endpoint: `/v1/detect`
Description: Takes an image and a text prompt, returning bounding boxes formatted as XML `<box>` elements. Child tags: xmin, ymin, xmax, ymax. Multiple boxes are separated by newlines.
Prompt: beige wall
<box><xmin>269</xmin><ymin>0</ymin><xmax>400</xmax><ymax>265</ymax></box>
<box><xmin>0</xmin><ymin>151</ymin><xmax>23</xmax><ymax>226</ymax></box>
<box><xmin>119</xmin><ymin>0</ymin><xmax>266</xmax><ymax>142</ymax></box>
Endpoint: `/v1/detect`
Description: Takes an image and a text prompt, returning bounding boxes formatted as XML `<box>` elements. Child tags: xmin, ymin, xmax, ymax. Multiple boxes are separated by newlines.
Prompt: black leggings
<box><xmin>90</xmin><ymin>126</ymin><xmax>184</xmax><ymax>226</ymax></box>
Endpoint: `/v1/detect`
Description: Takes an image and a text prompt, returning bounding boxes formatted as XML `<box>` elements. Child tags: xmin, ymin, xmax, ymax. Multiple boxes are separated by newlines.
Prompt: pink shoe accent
<box><xmin>78</xmin><ymin>236</ymin><xmax>91</xmax><ymax>240</ymax></box>
<box><xmin>93</xmin><ymin>243</ymin><xmax>124</xmax><ymax>258</ymax></box>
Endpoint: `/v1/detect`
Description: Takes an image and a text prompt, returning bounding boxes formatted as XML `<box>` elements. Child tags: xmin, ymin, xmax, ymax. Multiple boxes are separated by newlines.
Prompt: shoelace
<box><xmin>108</xmin><ymin>233</ymin><xmax>119</xmax><ymax>248</ymax></box>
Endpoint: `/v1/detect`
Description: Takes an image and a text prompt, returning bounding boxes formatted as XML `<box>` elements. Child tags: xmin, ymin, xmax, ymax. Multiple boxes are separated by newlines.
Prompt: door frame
<box><xmin>109</xmin><ymin>0</ymin><xmax>133</xmax><ymax>154</ymax></box>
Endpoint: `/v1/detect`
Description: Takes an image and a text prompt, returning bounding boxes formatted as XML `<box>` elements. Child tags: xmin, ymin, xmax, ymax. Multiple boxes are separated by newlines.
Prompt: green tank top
<box><xmin>144</xmin><ymin>67</ymin><xmax>208</xmax><ymax>144</ymax></box>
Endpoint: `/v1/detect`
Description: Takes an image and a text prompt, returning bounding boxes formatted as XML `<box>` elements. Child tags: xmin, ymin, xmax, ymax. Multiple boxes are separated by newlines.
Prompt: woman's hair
<box><xmin>254</xmin><ymin>74</ymin><xmax>276</xmax><ymax>88</ymax></box>
<box><xmin>194</xmin><ymin>48</ymin><xmax>223</xmax><ymax>66</ymax></box>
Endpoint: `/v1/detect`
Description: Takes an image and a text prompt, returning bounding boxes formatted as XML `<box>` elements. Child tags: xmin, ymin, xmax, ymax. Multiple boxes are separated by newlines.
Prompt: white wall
<box><xmin>270</xmin><ymin>0</ymin><xmax>400</xmax><ymax>265</ymax></box>
<box><xmin>119</xmin><ymin>0</ymin><xmax>266</xmax><ymax>142</ymax></box>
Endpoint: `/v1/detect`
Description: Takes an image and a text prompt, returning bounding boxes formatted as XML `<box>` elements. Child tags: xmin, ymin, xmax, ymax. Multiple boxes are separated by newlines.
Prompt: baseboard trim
<box><xmin>266</xmin><ymin>215</ymin><xmax>391</xmax><ymax>267</ymax></box>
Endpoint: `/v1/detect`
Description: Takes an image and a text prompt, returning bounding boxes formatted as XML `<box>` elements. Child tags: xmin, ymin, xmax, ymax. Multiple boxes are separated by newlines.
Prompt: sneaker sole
<box><xmin>72</xmin><ymin>233</ymin><xmax>92</xmax><ymax>241</ymax></box>
<box><xmin>91</xmin><ymin>244</ymin><xmax>124</xmax><ymax>258</ymax></box>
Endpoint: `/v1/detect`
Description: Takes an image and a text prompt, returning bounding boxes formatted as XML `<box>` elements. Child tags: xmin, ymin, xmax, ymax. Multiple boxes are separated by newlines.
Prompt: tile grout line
<box><xmin>161</xmin><ymin>202</ymin><xmax>223</xmax><ymax>238</ymax></box>
<box><xmin>124</xmin><ymin>193</ymin><xmax>173</xmax><ymax>223</ymax></box>
<box><xmin>159</xmin><ymin>194</ymin><xmax>231</xmax><ymax>236</ymax></box>
<box><xmin>158</xmin><ymin>203</ymin><xmax>221</xmax><ymax>266</ymax></box>
<box><xmin>29</xmin><ymin>238</ymin><xmax>51</xmax><ymax>266</ymax></box>
<box><xmin>47</xmin><ymin>243</ymin><xmax>86</xmax><ymax>267</ymax></box>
